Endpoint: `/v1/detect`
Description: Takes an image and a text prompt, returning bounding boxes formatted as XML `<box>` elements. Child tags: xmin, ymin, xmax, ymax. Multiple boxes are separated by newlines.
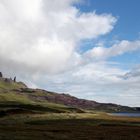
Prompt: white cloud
<box><xmin>0</xmin><ymin>0</ymin><xmax>116</xmax><ymax>75</ymax></box>
<box><xmin>85</xmin><ymin>40</ymin><xmax>140</xmax><ymax>60</ymax></box>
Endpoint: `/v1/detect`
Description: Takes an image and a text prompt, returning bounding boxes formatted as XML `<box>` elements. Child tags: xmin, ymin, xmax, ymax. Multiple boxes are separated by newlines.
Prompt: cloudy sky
<box><xmin>0</xmin><ymin>0</ymin><xmax>140</xmax><ymax>107</ymax></box>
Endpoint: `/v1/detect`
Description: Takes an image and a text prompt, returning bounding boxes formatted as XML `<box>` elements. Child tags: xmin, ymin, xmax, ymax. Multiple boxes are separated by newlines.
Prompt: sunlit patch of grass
<box><xmin>0</xmin><ymin>93</ymin><xmax>34</xmax><ymax>104</ymax></box>
<box><xmin>0</xmin><ymin>80</ymin><xmax>26</xmax><ymax>90</ymax></box>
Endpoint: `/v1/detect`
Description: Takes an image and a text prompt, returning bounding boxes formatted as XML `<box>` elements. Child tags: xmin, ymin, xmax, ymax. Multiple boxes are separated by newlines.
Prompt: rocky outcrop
<box><xmin>0</xmin><ymin>72</ymin><xmax>17</xmax><ymax>83</ymax></box>
<box><xmin>0</xmin><ymin>72</ymin><xmax>2</xmax><ymax>78</ymax></box>
<box><xmin>44</xmin><ymin>93</ymin><xmax>99</xmax><ymax>109</ymax></box>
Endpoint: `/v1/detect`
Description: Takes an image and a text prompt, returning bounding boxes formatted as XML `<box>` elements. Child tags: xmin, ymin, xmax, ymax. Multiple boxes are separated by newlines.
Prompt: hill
<box><xmin>0</xmin><ymin>73</ymin><xmax>139</xmax><ymax>116</ymax></box>
<box><xmin>0</xmin><ymin>73</ymin><xmax>140</xmax><ymax>140</ymax></box>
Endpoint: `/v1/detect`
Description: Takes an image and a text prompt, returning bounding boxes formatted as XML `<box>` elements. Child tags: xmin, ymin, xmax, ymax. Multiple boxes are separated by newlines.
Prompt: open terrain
<box><xmin>0</xmin><ymin>113</ymin><xmax>140</xmax><ymax>140</ymax></box>
<box><xmin>0</xmin><ymin>75</ymin><xmax>140</xmax><ymax>140</ymax></box>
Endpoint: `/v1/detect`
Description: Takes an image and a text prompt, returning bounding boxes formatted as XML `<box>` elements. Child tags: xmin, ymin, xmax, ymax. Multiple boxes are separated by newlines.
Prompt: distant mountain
<box><xmin>0</xmin><ymin>73</ymin><xmax>139</xmax><ymax>115</ymax></box>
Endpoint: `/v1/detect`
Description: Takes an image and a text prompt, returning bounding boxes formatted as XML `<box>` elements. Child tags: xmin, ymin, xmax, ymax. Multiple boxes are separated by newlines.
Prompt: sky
<box><xmin>0</xmin><ymin>0</ymin><xmax>140</xmax><ymax>107</ymax></box>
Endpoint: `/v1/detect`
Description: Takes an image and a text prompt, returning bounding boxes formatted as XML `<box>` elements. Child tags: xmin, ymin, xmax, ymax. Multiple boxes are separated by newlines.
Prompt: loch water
<box><xmin>110</xmin><ymin>113</ymin><xmax>140</xmax><ymax>117</ymax></box>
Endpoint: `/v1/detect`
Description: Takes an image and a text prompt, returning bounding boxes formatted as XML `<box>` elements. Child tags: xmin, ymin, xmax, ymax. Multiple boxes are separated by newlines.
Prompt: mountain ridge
<box><xmin>0</xmin><ymin>72</ymin><xmax>139</xmax><ymax>114</ymax></box>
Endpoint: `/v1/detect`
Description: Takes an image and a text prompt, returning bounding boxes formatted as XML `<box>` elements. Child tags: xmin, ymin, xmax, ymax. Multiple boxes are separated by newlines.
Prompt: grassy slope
<box><xmin>0</xmin><ymin>80</ymin><xmax>83</xmax><ymax>114</ymax></box>
<box><xmin>0</xmin><ymin>79</ymin><xmax>139</xmax><ymax>114</ymax></box>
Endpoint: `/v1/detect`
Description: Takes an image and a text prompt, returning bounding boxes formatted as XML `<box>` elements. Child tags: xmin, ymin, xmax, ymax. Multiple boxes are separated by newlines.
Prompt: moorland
<box><xmin>0</xmin><ymin>73</ymin><xmax>140</xmax><ymax>140</ymax></box>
